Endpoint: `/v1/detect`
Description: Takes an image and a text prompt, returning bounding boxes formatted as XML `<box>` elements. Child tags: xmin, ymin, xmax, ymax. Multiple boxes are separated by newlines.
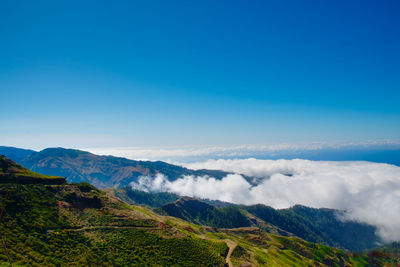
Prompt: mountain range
<box><xmin>0</xmin><ymin>146</ymin><xmax>230</xmax><ymax>188</ymax></box>
<box><xmin>1</xmin><ymin>146</ymin><xmax>399</xmax><ymax>260</ymax></box>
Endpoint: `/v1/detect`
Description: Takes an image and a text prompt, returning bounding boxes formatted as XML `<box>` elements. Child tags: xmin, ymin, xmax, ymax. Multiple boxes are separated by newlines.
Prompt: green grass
<box><xmin>12</xmin><ymin>169</ymin><xmax>63</xmax><ymax>179</ymax></box>
<box><xmin>0</xmin><ymin>155</ymin><xmax>63</xmax><ymax>180</ymax></box>
<box><xmin>230</xmin><ymin>245</ymin><xmax>251</xmax><ymax>266</ymax></box>
<box><xmin>94</xmin><ymin>228</ymin><xmax>227</xmax><ymax>266</ymax></box>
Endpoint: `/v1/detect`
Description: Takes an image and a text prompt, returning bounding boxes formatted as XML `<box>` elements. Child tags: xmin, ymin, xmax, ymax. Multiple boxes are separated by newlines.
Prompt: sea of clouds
<box><xmin>85</xmin><ymin>140</ymin><xmax>400</xmax><ymax>163</ymax></box>
<box><xmin>131</xmin><ymin>158</ymin><xmax>400</xmax><ymax>243</ymax></box>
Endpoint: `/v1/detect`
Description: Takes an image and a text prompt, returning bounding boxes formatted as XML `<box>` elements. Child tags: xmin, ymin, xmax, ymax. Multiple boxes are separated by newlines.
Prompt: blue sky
<box><xmin>1</xmin><ymin>0</ymin><xmax>399</xmax><ymax>149</ymax></box>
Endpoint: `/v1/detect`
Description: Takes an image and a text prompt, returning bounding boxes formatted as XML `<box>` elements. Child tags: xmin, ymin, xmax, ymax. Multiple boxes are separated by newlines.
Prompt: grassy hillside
<box><xmin>0</xmin><ymin>155</ymin><xmax>66</xmax><ymax>185</ymax></box>
<box><xmin>0</xmin><ymin>182</ymin><xmax>228</xmax><ymax>266</ymax></box>
<box><xmin>244</xmin><ymin>204</ymin><xmax>379</xmax><ymax>251</ymax></box>
<box><xmin>113</xmin><ymin>184</ymin><xmax>380</xmax><ymax>252</ymax></box>
<box><xmin>366</xmin><ymin>243</ymin><xmax>400</xmax><ymax>266</ymax></box>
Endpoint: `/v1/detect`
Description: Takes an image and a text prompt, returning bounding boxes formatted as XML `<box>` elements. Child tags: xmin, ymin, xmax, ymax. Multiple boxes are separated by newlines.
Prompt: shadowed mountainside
<box><xmin>13</xmin><ymin>147</ymin><xmax>230</xmax><ymax>188</ymax></box>
<box><xmin>162</xmin><ymin>196</ymin><xmax>252</xmax><ymax>229</ymax></box>
<box><xmin>0</xmin><ymin>146</ymin><xmax>35</xmax><ymax>162</ymax></box>
<box><xmin>114</xmin><ymin>186</ymin><xmax>234</xmax><ymax>208</ymax></box>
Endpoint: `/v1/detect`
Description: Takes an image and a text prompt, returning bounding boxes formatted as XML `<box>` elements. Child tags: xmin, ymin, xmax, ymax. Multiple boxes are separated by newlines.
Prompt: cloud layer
<box><xmin>131</xmin><ymin>159</ymin><xmax>400</xmax><ymax>242</ymax></box>
<box><xmin>85</xmin><ymin>140</ymin><xmax>400</xmax><ymax>163</ymax></box>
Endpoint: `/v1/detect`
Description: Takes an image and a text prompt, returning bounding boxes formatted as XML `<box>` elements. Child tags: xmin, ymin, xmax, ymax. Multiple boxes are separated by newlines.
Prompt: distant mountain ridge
<box><xmin>1</xmin><ymin>146</ymin><xmax>230</xmax><ymax>188</ymax></box>
<box><xmin>0</xmin><ymin>146</ymin><xmax>35</xmax><ymax>162</ymax></box>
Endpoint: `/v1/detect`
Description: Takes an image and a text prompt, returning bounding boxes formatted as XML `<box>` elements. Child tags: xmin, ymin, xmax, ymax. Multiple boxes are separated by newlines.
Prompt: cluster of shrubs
<box><xmin>0</xmin><ymin>183</ymin><xmax>228</xmax><ymax>266</ymax></box>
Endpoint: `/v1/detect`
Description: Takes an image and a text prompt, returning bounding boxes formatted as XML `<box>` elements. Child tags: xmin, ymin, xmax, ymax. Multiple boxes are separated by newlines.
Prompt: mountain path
<box><xmin>47</xmin><ymin>225</ymin><xmax>161</xmax><ymax>234</ymax></box>
<box><xmin>224</xmin><ymin>239</ymin><xmax>237</xmax><ymax>267</ymax></box>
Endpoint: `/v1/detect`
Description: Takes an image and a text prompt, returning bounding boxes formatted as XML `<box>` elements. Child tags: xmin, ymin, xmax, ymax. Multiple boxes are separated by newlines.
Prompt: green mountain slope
<box><xmin>114</xmin><ymin>186</ymin><xmax>234</xmax><ymax>208</ymax></box>
<box><xmin>0</xmin><ymin>155</ymin><xmax>65</xmax><ymax>185</ymax></box>
<box><xmin>114</xmin><ymin>186</ymin><xmax>180</xmax><ymax>207</ymax></box>
<box><xmin>244</xmin><ymin>204</ymin><xmax>379</xmax><ymax>251</ymax></box>
<box><xmin>157</xmin><ymin>195</ymin><xmax>379</xmax><ymax>252</ymax></box>
<box><xmin>0</xmin><ymin>157</ymin><xmax>385</xmax><ymax>266</ymax></box>
<box><xmin>0</xmin><ymin>157</ymin><xmax>228</xmax><ymax>266</ymax></box>
<box><xmin>162</xmin><ymin>196</ymin><xmax>251</xmax><ymax>228</ymax></box>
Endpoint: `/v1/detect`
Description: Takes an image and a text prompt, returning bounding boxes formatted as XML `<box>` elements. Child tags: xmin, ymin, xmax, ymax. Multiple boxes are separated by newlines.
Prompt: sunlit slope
<box><xmin>0</xmin><ymin>155</ymin><xmax>65</xmax><ymax>184</ymax></box>
<box><xmin>0</xmin><ymin>183</ymin><xmax>227</xmax><ymax>266</ymax></box>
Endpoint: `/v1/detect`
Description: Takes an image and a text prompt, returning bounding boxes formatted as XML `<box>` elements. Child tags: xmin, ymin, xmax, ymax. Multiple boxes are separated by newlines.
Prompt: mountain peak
<box><xmin>39</xmin><ymin>147</ymin><xmax>92</xmax><ymax>157</ymax></box>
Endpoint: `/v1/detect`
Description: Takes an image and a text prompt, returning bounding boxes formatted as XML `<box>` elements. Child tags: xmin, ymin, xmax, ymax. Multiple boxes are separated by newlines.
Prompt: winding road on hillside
<box><xmin>224</xmin><ymin>239</ymin><xmax>237</xmax><ymax>267</ymax></box>
<box><xmin>46</xmin><ymin>225</ymin><xmax>161</xmax><ymax>234</ymax></box>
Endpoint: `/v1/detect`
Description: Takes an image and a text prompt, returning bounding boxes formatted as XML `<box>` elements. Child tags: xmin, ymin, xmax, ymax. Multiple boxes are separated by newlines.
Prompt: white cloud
<box><xmin>131</xmin><ymin>159</ymin><xmax>400</xmax><ymax>243</ymax></box>
<box><xmin>84</xmin><ymin>140</ymin><xmax>400</xmax><ymax>163</ymax></box>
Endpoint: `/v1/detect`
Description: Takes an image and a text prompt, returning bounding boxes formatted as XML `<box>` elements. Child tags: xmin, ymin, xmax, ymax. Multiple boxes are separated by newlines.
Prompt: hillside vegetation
<box><xmin>0</xmin><ymin>182</ymin><xmax>227</xmax><ymax>266</ymax></box>
<box><xmin>162</xmin><ymin>197</ymin><xmax>251</xmax><ymax>228</ymax></box>
<box><xmin>244</xmin><ymin>204</ymin><xmax>379</xmax><ymax>251</ymax></box>
<box><xmin>0</xmin><ymin>156</ymin><xmax>397</xmax><ymax>266</ymax></box>
<box><xmin>118</xmin><ymin>188</ymin><xmax>379</xmax><ymax>252</ymax></box>
<box><xmin>0</xmin><ymin>155</ymin><xmax>65</xmax><ymax>185</ymax></box>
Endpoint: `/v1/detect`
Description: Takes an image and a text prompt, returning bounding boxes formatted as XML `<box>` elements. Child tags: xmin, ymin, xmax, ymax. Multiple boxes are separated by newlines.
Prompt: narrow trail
<box><xmin>224</xmin><ymin>239</ymin><xmax>237</xmax><ymax>267</ymax></box>
<box><xmin>47</xmin><ymin>225</ymin><xmax>161</xmax><ymax>234</ymax></box>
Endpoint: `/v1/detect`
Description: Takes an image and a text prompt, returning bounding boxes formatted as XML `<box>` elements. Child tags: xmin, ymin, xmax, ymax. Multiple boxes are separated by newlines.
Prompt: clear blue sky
<box><xmin>1</xmin><ymin>0</ymin><xmax>399</xmax><ymax>149</ymax></box>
